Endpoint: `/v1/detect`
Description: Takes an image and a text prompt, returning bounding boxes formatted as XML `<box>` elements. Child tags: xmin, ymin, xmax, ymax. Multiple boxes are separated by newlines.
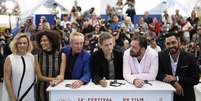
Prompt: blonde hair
<box><xmin>9</xmin><ymin>33</ymin><xmax>33</xmax><ymax>54</ymax></box>
<box><xmin>69</xmin><ymin>32</ymin><xmax>84</xmax><ymax>43</ymax></box>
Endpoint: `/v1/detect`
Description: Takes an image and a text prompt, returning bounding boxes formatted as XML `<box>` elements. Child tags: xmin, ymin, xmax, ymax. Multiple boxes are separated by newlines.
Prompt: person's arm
<box><xmin>58</xmin><ymin>53</ymin><xmax>66</xmax><ymax>80</ymax></box>
<box><xmin>123</xmin><ymin>50</ymin><xmax>135</xmax><ymax>83</ymax></box>
<box><xmin>90</xmin><ymin>53</ymin><xmax>102</xmax><ymax>84</ymax></box>
<box><xmin>4</xmin><ymin>56</ymin><xmax>16</xmax><ymax>101</ymax></box>
<box><xmin>178</xmin><ymin>55</ymin><xmax>199</xmax><ymax>85</ymax></box>
<box><xmin>156</xmin><ymin>52</ymin><xmax>168</xmax><ymax>81</ymax></box>
<box><xmin>50</xmin><ymin>53</ymin><xmax>67</xmax><ymax>86</ymax></box>
<box><xmin>79</xmin><ymin>54</ymin><xmax>91</xmax><ymax>84</ymax></box>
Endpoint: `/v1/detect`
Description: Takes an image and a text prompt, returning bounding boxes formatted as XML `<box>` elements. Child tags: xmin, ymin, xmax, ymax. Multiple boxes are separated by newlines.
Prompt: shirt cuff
<box><xmin>176</xmin><ymin>76</ymin><xmax>179</xmax><ymax>82</ymax></box>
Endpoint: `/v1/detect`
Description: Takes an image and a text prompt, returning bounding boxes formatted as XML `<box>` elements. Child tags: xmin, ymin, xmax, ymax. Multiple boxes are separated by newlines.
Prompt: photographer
<box><xmin>135</xmin><ymin>17</ymin><xmax>149</xmax><ymax>38</ymax></box>
<box><xmin>116</xmin><ymin>23</ymin><xmax>131</xmax><ymax>47</ymax></box>
<box><xmin>125</xmin><ymin>0</ymin><xmax>136</xmax><ymax>23</ymax></box>
<box><xmin>38</xmin><ymin>16</ymin><xmax>50</xmax><ymax>31</ymax></box>
<box><xmin>84</xmin><ymin>33</ymin><xmax>98</xmax><ymax>54</ymax></box>
<box><xmin>62</xmin><ymin>22</ymin><xmax>72</xmax><ymax>45</ymax></box>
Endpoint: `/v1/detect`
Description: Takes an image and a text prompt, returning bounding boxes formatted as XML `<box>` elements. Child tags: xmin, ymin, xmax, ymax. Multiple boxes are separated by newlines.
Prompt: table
<box><xmin>47</xmin><ymin>80</ymin><xmax>175</xmax><ymax>101</ymax></box>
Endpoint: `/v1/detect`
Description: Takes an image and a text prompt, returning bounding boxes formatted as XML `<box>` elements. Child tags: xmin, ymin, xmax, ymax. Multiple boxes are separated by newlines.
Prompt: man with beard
<box><xmin>123</xmin><ymin>35</ymin><xmax>158</xmax><ymax>88</ymax></box>
<box><xmin>156</xmin><ymin>32</ymin><xmax>199</xmax><ymax>101</ymax></box>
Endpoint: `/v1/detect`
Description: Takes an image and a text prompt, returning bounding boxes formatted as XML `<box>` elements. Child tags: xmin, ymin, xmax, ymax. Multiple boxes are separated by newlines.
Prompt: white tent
<box><xmin>0</xmin><ymin>0</ymin><xmax>200</xmax><ymax>27</ymax></box>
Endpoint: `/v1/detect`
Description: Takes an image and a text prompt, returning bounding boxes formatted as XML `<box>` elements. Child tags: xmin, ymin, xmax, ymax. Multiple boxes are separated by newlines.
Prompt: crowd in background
<box><xmin>0</xmin><ymin>0</ymin><xmax>201</xmax><ymax>100</ymax></box>
<box><xmin>0</xmin><ymin>0</ymin><xmax>201</xmax><ymax>80</ymax></box>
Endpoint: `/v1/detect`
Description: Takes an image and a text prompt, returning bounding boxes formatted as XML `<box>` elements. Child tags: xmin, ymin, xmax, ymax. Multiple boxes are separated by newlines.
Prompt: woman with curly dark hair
<box><xmin>35</xmin><ymin>30</ymin><xmax>66</xmax><ymax>101</ymax></box>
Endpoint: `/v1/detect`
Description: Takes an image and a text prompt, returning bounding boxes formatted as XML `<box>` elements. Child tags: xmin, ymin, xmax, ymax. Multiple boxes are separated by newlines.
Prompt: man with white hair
<box><xmin>61</xmin><ymin>32</ymin><xmax>91</xmax><ymax>88</ymax></box>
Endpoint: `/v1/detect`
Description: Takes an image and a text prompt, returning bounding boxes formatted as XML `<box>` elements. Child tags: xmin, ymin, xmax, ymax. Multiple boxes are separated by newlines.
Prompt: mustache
<box><xmin>168</xmin><ymin>46</ymin><xmax>177</xmax><ymax>50</ymax></box>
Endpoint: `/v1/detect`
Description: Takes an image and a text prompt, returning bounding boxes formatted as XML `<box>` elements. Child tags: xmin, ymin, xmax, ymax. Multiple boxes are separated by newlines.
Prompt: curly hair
<box><xmin>36</xmin><ymin>30</ymin><xmax>60</xmax><ymax>51</ymax></box>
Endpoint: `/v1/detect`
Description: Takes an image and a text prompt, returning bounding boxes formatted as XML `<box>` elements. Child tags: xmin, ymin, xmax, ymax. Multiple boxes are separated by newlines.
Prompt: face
<box><xmin>139</xmin><ymin>17</ymin><xmax>144</xmax><ymax>23</ymax></box>
<box><xmin>113</xmin><ymin>16</ymin><xmax>118</xmax><ymax>23</ymax></box>
<box><xmin>63</xmin><ymin>16</ymin><xmax>68</xmax><ymax>21</ymax></box>
<box><xmin>176</xmin><ymin>9</ymin><xmax>179</xmax><ymax>14</ymax></box>
<box><xmin>124</xmin><ymin>41</ymin><xmax>130</xmax><ymax>49</ymax></box>
<box><xmin>40</xmin><ymin>35</ymin><xmax>52</xmax><ymax>51</ymax></box>
<box><xmin>40</xmin><ymin>18</ymin><xmax>44</xmax><ymax>23</ymax></box>
<box><xmin>191</xmin><ymin>10</ymin><xmax>196</xmax><ymax>17</ymax></box>
<box><xmin>165</xmin><ymin>36</ymin><xmax>180</xmax><ymax>54</ymax></box>
<box><xmin>197</xmin><ymin>26</ymin><xmax>201</xmax><ymax>36</ymax></box>
<box><xmin>70</xmin><ymin>36</ymin><xmax>84</xmax><ymax>54</ymax></box>
<box><xmin>100</xmin><ymin>38</ymin><xmax>114</xmax><ymax>55</ymax></box>
<box><xmin>92</xmin><ymin>14</ymin><xmax>97</xmax><ymax>19</ymax></box>
<box><xmin>16</xmin><ymin>37</ymin><xmax>29</xmax><ymax>54</ymax></box>
<box><xmin>130</xmin><ymin>40</ymin><xmax>141</xmax><ymax>57</ymax></box>
<box><xmin>95</xmin><ymin>26</ymin><xmax>100</xmax><ymax>31</ymax></box>
<box><xmin>150</xmin><ymin>40</ymin><xmax>157</xmax><ymax>48</ymax></box>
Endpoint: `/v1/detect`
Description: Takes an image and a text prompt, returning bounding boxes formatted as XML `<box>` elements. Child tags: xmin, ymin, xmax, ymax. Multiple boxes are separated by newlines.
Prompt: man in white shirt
<box><xmin>147</xmin><ymin>38</ymin><xmax>161</xmax><ymax>53</ymax></box>
<box><xmin>123</xmin><ymin>35</ymin><xmax>158</xmax><ymax>88</ymax></box>
<box><xmin>60</xmin><ymin>14</ymin><xmax>70</xmax><ymax>29</ymax></box>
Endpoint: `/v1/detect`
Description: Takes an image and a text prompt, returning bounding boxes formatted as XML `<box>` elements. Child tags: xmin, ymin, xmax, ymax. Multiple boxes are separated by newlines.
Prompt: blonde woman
<box><xmin>2</xmin><ymin>33</ymin><xmax>35</xmax><ymax>101</ymax></box>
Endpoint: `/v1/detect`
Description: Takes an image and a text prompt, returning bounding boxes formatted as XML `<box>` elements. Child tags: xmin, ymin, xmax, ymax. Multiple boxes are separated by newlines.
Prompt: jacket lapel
<box><xmin>176</xmin><ymin>51</ymin><xmax>184</xmax><ymax>76</ymax></box>
<box><xmin>166</xmin><ymin>51</ymin><xmax>173</xmax><ymax>75</ymax></box>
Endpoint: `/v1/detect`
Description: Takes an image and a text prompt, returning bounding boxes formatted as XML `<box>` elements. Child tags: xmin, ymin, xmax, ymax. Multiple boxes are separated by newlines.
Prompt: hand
<box><xmin>163</xmin><ymin>74</ymin><xmax>177</xmax><ymax>83</ymax></box>
<box><xmin>71</xmin><ymin>80</ymin><xmax>84</xmax><ymax>88</ymax></box>
<box><xmin>99</xmin><ymin>79</ymin><xmax>107</xmax><ymax>87</ymax></box>
<box><xmin>56</xmin><ymin>75</ymin><xmax>64</xmax><ymax>81</ymax></box>
<box><xmin>49</xmin><ymin>78</ymin><xmax>57</xmax><ymax>86</ymax></box>
<box><xmin>49</xmin><ymin>78</ymin><xmax>62</xmax><ymax>87</ymax></box>
<box><xmin>133</xmin><ymin>79</ymin><xmax>144</xmax><ymax>88</ymax></box>
<box><xmin>174</xmin><ymin>82</ymin><xmax>184</xmax><ymax>96</ymax></box>
<box><xmin>11</xmin><ymin>97</ymin><xmax>16</xmax><ymax>101</ymax></box>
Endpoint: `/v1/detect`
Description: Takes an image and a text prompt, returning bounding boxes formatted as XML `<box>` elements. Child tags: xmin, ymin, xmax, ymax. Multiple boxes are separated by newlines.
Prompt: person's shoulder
<box><xmin>113</xmin><ymin>49</ymin><xmax>123</xmax><ymax>57</ymax></box>
<box><xmin>5</xmin><ymin>54</ymin><xmax>12</xmax><ymax>60</ymax></box>
<box><xmin>181</xmin><ymin>51</ymin><xmax>195</xmax><ymax>59</ymax></box>
<box><xmin>147</xmin><ymin>47</ymin><xmax>158</xmax><ymax>56</ymax></box>
<box><xmin>158</xmin><ymin>49</ymin><xmax>168</xmax><ymax>55</ymax></box>
<box><xmin>90</xmin><ymin>50</ymin><xmax>104</xmax><ymax>61</ymax></box>
<box><xmin>82</xmin><ymin>49</ymin><xmax>91</xmax><ymax>57</ymax></box>
<box><xmin>26</xmin><ymin>53</ymin><xmax>34</xmax><ymax>57</ymax></box>
<box><xmin>124</xmin><ymin>48</ymin><xmax>130</xmax><ymax>54</ymax></box>
<box><xmin>91</xmin><ymin>49</ymin><xmax>101</xmax><ymax>56</ymax></box>
<box><xmin>25</xmin><ymin>53</ymin><xmax>35</xmax><ymax>61</ymax></box>
<box><xmin>60</xmin><ymin>46</ymin><xmax>70</xmax><ymax>53</ymax></box>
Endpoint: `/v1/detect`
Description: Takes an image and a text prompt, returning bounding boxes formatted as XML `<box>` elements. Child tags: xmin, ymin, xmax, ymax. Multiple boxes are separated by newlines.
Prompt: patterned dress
<box><xmin>35</xmin><ymin>50</ymin><xmax>60</xmax><ymax>101</ymax></box>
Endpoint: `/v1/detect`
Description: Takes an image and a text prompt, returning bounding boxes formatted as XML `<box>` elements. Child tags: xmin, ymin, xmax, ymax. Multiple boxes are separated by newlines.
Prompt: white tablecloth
<box><xmin>47</xmin><ymin>80</ymin><xmax>175</xmax><ymax>101</ymax></box>
<box><xmin>194</xmin><ymin>83</ymin><xmax>201</xmax><ymax>101</ymax></box>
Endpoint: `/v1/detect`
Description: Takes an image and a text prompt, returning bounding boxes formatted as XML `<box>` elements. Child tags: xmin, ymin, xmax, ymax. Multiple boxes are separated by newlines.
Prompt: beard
<box><xmin>130</xmin><ymin>49</ymin><xmax>141</xmax><ymax>57</ymax></box>
<box><xmin>168</xmin><ymin>46</ymin><xmax>179</xmax><ymax>54</ymax></box>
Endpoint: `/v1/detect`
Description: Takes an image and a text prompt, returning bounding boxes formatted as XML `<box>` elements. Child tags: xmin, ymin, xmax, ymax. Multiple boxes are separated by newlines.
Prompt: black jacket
<box><xmin>157</xmin><ymin>49</ymin><xmax>199</xmax><ymax>101</ymax></box>
<box><xmin>90</xmin><ymin>49</ymin><xmax>123</xmax><ymax>84</ymax></box>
